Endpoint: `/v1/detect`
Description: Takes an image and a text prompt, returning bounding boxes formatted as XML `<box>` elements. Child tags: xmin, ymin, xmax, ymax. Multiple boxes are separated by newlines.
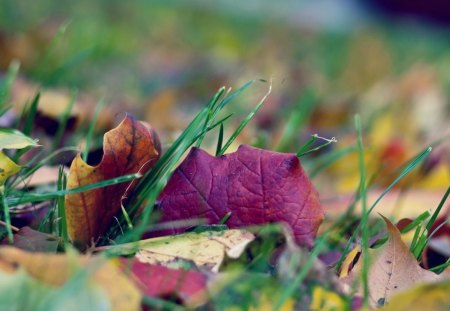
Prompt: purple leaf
<box><xmin>156</xmin><ymin>145</ymin><xmax>323</xmax><ymax>246</ymax></box>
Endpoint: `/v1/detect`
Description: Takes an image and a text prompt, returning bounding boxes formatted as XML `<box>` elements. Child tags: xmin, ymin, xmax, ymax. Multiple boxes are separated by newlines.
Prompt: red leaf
<box><xmin>156</xmin><ymin>145</ymin><xmax>323</xmax><ymax>246</ymax></box>
<box><xmin>121</xmin><ymin>259</ymin><xmax>207</xmax><ymax>305</ymax></box>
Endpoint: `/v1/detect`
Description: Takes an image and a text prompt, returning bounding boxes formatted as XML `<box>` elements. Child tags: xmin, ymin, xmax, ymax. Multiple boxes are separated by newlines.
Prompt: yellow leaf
<box><xmin>417</xmin><ymin>163</ymin><xmax>450</xmax><ymax>190</ymax></box>
<box><xmin>0</xmin><ymin>151</ymin><xmax>21</xmax><ymax>186</ymax></box>
<box><xmin>0</xmin><ymin>246</ymin><xmax>141</xmax><ymax>311</ymax></box>
<box><xmin>135</xmin><ymin>229</ymin><xmax>254</xmax><ymax>272</ymax></box>
<box><xmin>310</xmin><ymin>286</ymin><xmax>346</xmax><ymax>311</ymax></box>
<box><xmin>339</xmin><ymin>245</ymin><xmax>361</xmax><ymax>278</ymax></box>
<box><xmin>105</xmin><ymin>229</ymin><xmax>255</xmax><ymax>272</ymax></box>
<box><xmin>251</xmin><ymin>296</ymin><xmax>294</xmax><ymax>311</ymax></box>
<box><xmin>380</xmin><ymin>279</ymin><xmax>450</xmax><ymax>311</ymax></box>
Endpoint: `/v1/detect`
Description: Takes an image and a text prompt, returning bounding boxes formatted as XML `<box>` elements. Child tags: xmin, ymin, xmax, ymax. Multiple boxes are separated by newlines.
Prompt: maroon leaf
<box><xmin>156</xmin><ymin>145</ymin><xmax>323</xmax><ymax>246</ymax></box>
<box><xmin>121</xmin><ymin>259</ymin><xmax>207</xmax><ymax>305</ymax></box>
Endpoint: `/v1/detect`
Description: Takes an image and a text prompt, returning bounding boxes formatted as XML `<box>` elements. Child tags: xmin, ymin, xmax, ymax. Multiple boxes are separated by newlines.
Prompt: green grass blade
<box><xmin>7</xmin><ymin>173</ymin><xmax>141</xmax><ymax>207</ymax></box>
<box><xmin>215</xmin><ymin>123</ymin><xmax>224</xmax><ymax>156</ymax></box>
<box><xmin>429</xmin><ymin>258</ymin><xmax>450</xmax><ymax>273</ymax></box>
<box><xmin>196</xmin><ymin>86</ymin><xmax>226</xmax><ymax>148</ymax></box>
<box><xmin>297</xmin><ymin>134</ymin><xmax>337</xmax><ymax>157</ymax></box>
<box><xmin>426</xmin><ymin>186</ymin><xmax>450</xmax><ymax>233</ymax></box>
<box><xmin>276</xmin><ymin>88</ymin><xmax>316</xmax><ymax>151</ymax></box>
<box><xmin>409</xmin><ymin>187</ymin><xmax>450</xmax><ymax>258</ymax></box>
<box><xmin>402</xmin><ymin>211</ymin><xmax>431</xmax><ymax>233</ymax></box>
<box><xmin>56</xmin><ymin>166</ymin><xmax>68</xmax><ymax>242</ymax></box>
<box><xmin>295</xmin><ymin>135</ymin><xmax>317</xmax><ymax>157</ymax></box>
<box><xmin>52</xmin><ymin>90</ymin><xmax>78</xmax><ymax>151</ymax></box>
<box><xmin>10</xmin><ymin>146</ymin><xmax>78</xmax><ymax>189</ymax></box>
<box><xmin>0</xmin><ymin>60</ymin><xmax>20</xmax><ymax>107</ymax></box>
<box><xmin>22</xmin><ymin>92</ymin><xmax>40</xmax><ymax>136</ymax></box>
<box><xmin>355</xmin><ymin>115</ymin><xmax>369</xmax><ymax>307</ymax></box>
<box><xmin>336</xmin><ymin>146</ymin><xmax>432</xmax><ymax>271</ymax></box>
<box><xmin>217</xmin><ymin>81</ymin><xmax>271</xmax><ymax>155</ymax></box>
<box><xmin>0</xmin><ymin>189</ymin><xmax>13</xmax><ymax>243</ymax></box>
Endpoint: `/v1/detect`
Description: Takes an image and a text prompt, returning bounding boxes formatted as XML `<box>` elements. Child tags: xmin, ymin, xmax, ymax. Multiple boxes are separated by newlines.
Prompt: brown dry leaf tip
<box><xmin>0</xmin><ymin>246</ymin><xmax>141</xmax><ymax>311</ymax></box>
<box><xmin>65</xmin><ymin>115</ymin><xmax>161</xmax><ymax>248</ymax></box>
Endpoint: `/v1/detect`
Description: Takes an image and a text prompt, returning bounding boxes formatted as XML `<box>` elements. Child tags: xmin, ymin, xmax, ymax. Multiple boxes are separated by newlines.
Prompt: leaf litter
<box><xmin>0</xmin><ymin>83</ymin><xmax>449</xmax><ymax>310</ymax></box>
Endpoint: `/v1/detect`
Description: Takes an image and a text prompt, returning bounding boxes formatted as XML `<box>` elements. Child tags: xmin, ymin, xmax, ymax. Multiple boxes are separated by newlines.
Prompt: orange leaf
<box><xmin>65</xmin><ymin>115</ymin><xmax>160</xmax><ymax>248</ymax></box>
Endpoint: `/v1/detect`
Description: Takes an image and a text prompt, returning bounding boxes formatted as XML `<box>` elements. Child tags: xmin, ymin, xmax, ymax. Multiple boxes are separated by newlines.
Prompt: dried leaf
<box><xmin>156</xmin><ymin>145</ymin><xmax>323</xmax><ymax>246</ymax></box>
<box><xmin>0</xmin><ymin>246</ymin><xmax>141</xmax><ymax>311</ymax></box>
<box><xmin>65</xmin><ymin>115</ymin><xmax>160</xmax><ymax>247</ymax></box>
<box><xmin>350</xmin><ymin>216</ymin><xmax>449</xmax><ymax>307</ymax></box>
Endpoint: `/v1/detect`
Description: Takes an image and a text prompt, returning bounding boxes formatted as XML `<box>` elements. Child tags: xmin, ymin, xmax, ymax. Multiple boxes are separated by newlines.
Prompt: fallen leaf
<box><xmin>121</xmin><ymin>259</ymin><xmax>208</xmax><ymax>307</ymax></box>
<box><xmin>0</xmin><ymin>151</ymin><xmax>20</xmax><ymax>186</ymax></box>
<box><xmin>156</xmin><ymin>145</ymin><xmax>323</xmax><ymax>246</ymax></box>
<box><xmin>65</xmin><ymin>115</ymin><xmax>161</xmax><ymax>247</ymax></box>
<box><xmin>0</xmin><ymin>268</ymin><xmax>111</xmax><ymax>311</ymax></box>
<box><xmin>105</xmin><ymin>229</ymin><xmax>254</xmax><ymax>273</ymax></box>
<box><xmin>1</xmin><ymin>227</ymin><xmax>61</xmax><ymax>252</ymax></box>
<box><xmin>0</xmin><ymin>246</ymin><xmax>141</xmax><ymax>311</ymax></box>
<box><xmin>0</xmin><ymin>128</ymin><xmax>39</xmax><ymax>149</ymax></box>
<box><xmin>310</xmin><ymin>286</ymin><xmax>346</xmax><ymax>311</ymax></box>
<box><xmin>349</xmin><ymin>216</ymin><xmax>449</xmax><ymax>307</ymax></box>
<box><xmin>0</xmin><ymin>128</ymin><xmax>39</xmax><ymax>187</ymax></box>
<box><xmin>339</xmin><ymin>245</ymin><xmax>361</xmax><ymax>278</ymax></box>
<box><xmin>250</xmin><ymin>296</ymin><xmax>295</xmax><ymax>311</ymax></box>
<box><xmin>380</xmin><ymin>279</ymin><xmax>450</xmax><ymax>311</ymax></box>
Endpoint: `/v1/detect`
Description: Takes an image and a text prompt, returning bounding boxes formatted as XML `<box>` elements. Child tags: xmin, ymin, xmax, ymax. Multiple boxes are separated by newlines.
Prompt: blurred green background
<box><xmin>1</xmin><ymin>0</ymin><xmax>449</xmax><ymax>193</ymax></box>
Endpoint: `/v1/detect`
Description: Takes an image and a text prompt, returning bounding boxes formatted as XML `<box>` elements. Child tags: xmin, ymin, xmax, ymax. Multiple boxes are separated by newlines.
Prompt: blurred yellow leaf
<box><xmin>0</xmin><ymin>151</ymin><xmax>21</xmax><ymax>186</ymax></box>
<box><xmin>380</xmin><ymin>279</ymin><xmax>450</xmax><ymax>311</ymax></box>
<box><xmin>251</xmin><ymin>296</ymin><xmax>294</xmax><ymax>311</ymax></box>
<box><xmin>0</xmin><ymin>246</ymin><xmax>141</xmax><ymax>311</ymax></box>
<box><xmin>310</xmin><ymin>286</ymin><xmax>346</xmax><ymax>311</ymax></box>
<box><xmin>417</xmin><ymin>163</ymin><xmax>450</xmax><ymax>190</ymax></box>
